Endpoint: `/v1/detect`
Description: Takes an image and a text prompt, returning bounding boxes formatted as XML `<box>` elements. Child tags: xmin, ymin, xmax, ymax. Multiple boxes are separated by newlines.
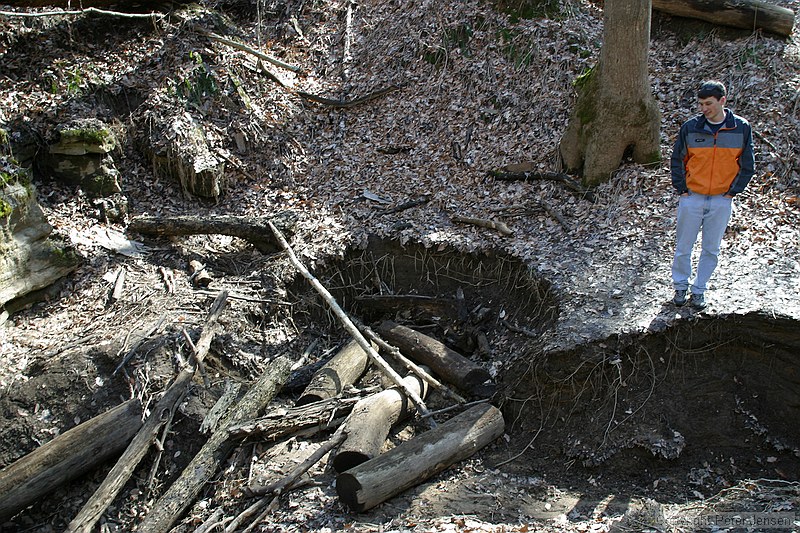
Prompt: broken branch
<box><xmin>451</xmin><ymin>215</ymin><xmax>513</xmax><ymax>236</ymax></box>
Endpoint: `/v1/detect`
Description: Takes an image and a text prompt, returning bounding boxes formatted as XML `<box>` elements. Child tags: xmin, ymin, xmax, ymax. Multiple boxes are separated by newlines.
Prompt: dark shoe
<box><xmin>690</xmin><ymin>293</ymin><xmax>707</xmax><ymax>310</ymax></box>
<box><xmin>673</xmin><ymin>290</ymin><xmax>687</xmax><ymax>306</ymax></box>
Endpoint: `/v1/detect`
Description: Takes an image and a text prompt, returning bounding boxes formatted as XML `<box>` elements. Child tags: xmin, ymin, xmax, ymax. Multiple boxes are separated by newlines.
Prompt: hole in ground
<box><xmin>499</xmin><ymin>312</ymin><xmax>800</xmax><ymax>509</ymax></box>
<box><xmin>304</xmin><ymin>237</ymin><xmax>799</xmax><ymax>523</ymax></box>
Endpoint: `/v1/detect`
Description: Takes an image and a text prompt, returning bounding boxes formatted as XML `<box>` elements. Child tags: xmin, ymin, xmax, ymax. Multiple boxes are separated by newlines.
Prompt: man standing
<box><xmin>670</xmin><ymin>80</ymin><xmax>755</xmax><ymax>309</ymax></box>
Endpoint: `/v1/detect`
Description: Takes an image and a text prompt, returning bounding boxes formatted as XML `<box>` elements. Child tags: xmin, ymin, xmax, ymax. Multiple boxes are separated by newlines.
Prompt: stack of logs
<box><xmin>0</xmin><ymin>295</ymin><xmax>504</xmax><ymax>531</ymax></box>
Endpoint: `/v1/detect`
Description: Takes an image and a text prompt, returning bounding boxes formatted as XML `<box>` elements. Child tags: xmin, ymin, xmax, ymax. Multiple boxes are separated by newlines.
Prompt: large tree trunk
<box><xmin>335</xmin><ymin>403</ymin><xmax>505</xmax><ymax>512</ymax></box>
<box><xmin>137</xmin><ymin>356</ymin><xmax>293</xmax><ymax>533</ymax></box>
<box><xmin>0</xmin><ymin>400</ymin><xmax>143</xmax><ymax>521</ymax></box>
<box><xmin>653</xmin><ymin>0</ymin><xmax>795</xmax><ymax>38</ymax></box>
<box><xmin>559</xmin><ymin>0</ymin><xmax>661</xmax><ymax>187</ymax></box>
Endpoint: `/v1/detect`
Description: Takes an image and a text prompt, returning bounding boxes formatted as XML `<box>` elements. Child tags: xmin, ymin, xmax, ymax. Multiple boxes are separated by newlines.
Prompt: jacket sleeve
<box><xmin>670</xmin><ymin>124</ymin><xmax>689</xmax><ymax>194</ymax></box>
<box><xmin>726</xmin><ymin>120</ymin><xmax>755</xmax><ymax>196</ymax></box>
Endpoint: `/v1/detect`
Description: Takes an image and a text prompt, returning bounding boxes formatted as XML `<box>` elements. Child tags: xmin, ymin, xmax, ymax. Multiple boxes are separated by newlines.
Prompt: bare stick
<box><xmin>203</xmin><ymin>32</ymin><xmax>303</xmax><ymax>74</ymax></box>
<box><xmin>0</xmin><ymin>7</ymin><xmax>164</xmax><ymax>19</ymax></box>
<box><xmin>451</xmin><ymin>215</ymin><xmax>513</xmax><ymax>236</ymax></box>
<box><xmin>267</xmin><ymin>221</ymin><xmax>435</xmax><ymax>426</ymax></box>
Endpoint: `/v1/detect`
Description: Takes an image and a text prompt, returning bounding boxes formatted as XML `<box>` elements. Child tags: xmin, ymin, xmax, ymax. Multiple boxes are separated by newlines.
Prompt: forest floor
<box><xmin>1</xmin><ymin>0</ymin><xmax>800</xmax><ymax>532</ymax></box>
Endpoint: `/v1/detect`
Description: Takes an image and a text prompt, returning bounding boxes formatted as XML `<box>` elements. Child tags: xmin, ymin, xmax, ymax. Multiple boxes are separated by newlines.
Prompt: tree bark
<box><xmin>128</xmin><ymin>214</ymin><xmax>296</xmax><ymax>253</ymax></box>
<box><xmin>0</xmin><ymin>400</ymin><xmax>143</xmax><ymax>521</ymax></box>
<box><xmin>137</xmin><ymin>356</ymin><xmax>293</xmax><ymax>533</ymax></box>
<box><xmin>375</xmin><ymin>321</ymin><xmax>491</xmax><ymax>394</ymax></box>
<box><xmin>295</xmin><ymin>339</ymin><xmax>370</xmax><ymax>406</ymax></box>
<box><xmin>332</xmin><ymin>373</ymin><xmax>428</xmax><ymax>473</ymax></box>
<box><xmin>559</xmin><ymin>0</ymin><xmax>661</xmax><ymax>187</ymax></box>
<box><xmin>653</xmin><ymin>0</ymin><xmax>795</xmax><ymax>38</ymax></box>
<box><xmin>228</xmin><ymin>395</ymin><xmax>362</xmax><ymax>440</ymax></box>
<box><xmin>335</xmin><ymin>403</ymin><xmax>505</xmax><ymax>512</ymax></box>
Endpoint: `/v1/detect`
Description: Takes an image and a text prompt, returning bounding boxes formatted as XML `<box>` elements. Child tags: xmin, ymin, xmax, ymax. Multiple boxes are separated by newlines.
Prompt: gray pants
<box><xmin>671</xmin><ymin>192</ymin><xmax>733</xmax><ymax>295</ymax></box>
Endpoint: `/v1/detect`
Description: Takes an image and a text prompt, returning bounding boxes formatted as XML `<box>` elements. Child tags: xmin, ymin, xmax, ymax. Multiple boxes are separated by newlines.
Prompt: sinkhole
<box><xmin>307</xmin><ymin>236</ymin><xmax>800</xmax><ymax>495</ymax></box>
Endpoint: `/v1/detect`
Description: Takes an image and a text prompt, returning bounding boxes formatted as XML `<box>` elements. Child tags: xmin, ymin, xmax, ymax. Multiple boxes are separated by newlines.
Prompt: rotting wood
<box><xmin>110</xmin><ymin>267</ymin><xmax>125</xmax><ymax>301</ymax></box>
<box><xmin>0</xmin><ymin>400</ymin><xmax>143</xmax><ymax>521</ymax></box>
<box><xmin>332</xmin><ymin>373</ymin><xmax>428</xmax><ymax>473</ymax></box>
<box><xmin>488</xmin><ymin>164</ymin><xmax>596</xmax><ymax>202</ymax></box>
<box><xmin>357</xmin><ymin>321</ymin><xmax>466</xmax><ymax>404</ymax></box>
<box><xmin>65</xmin><ymin>292</ymin><xmax>228</xmax><ymax>533</ymax></box>
<box><xmin>336</xmin><ymin>403</ymin><xmax>505</xmax><ymax>512</ymax></box>
<box><xmin>128</xmin><ymin>213</ymin><xmax>297</xmax><ymax>253</ymax></box>
<box><xmin>376</xmin><ymin>320</ymin><xmax>492</xmax><ymax>395</ymax></box>
<box><xmin>138</xmin><ymin>356</ymin><xmax>293</xmax><ymax>533</ymax></box>
<box><xmin>652</xmin><ymin>0</ymin><xmax>795</xmax><ymax>38</ymax></box>
<box><xmin>200</xmin><ymin>379</ymin><xmax>242</xmax><ymax>434</ymax></box>
<box><xmin>451</xmin><ymin>215</ymin><xmax>513</xmax><ymax>236</ymax></box>
<box><xmin>296</xmin><ymin>85</ymin><xmax>401</xmax><ymax>108</ymax></box>
<box><xmin>268</xmin><ymin>221</ymin><xmax>436</xmax><ymax>426</ymax></box>
<box><xmin>228</xmin><ymin>395</ymin><xmax>362</xmax><ymax>440</ymax></box>
<box><xmin>296</xmin><ymin>339</ymin><xmax>370</xmax><ymax>406</ymax></box>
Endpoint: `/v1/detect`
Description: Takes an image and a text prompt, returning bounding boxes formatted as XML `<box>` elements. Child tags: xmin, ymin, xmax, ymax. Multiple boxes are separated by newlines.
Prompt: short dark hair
<box><xmin>698</xmin><ymin>80</ymin><xmax>726</xmax><ymax>100</ymax></box>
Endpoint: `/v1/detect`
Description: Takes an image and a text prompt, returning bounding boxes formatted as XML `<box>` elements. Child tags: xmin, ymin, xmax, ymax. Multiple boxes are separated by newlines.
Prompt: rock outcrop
<box><xmin>39</xmin><ymin>118</ymin><xmax>122</xmax><ymax>197</ymax></box>
<box><xmin>1</xmin><ymin>161</ymin><xmax>79</xmax><ymax>310</ymax></box>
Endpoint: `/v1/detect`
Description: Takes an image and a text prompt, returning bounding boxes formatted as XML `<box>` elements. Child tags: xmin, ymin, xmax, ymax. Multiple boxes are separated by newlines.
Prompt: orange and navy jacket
<box><xmin>670</xmin><ymin>109</ymin><xmax>755</xmax><ymax>197</ymax></box>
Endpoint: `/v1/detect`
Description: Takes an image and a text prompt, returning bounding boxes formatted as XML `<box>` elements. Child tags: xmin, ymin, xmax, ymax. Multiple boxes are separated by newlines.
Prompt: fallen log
<box><xmin>451</xmin><ymin>215</ymin><xmax>513</xmax><ymax>236</ymax></box>
<box><xmin>376</xmin><ymin>321</ymin><xmax>492</xmax><ymax>395</ymax></box>
<box><xmin>652</xmin><ymin>0</ymin><xmax>795</xmax><ymax>38</ymax></box>
<box><xmin>296</xmin><ymin>339</ymin><xmax>370</xmax><ymax>406</ymax></box>
<box><xmin>0</xmin><ymin>400</ymin><xmax>143</xmax><ymax>521</ymax></box>
<box><xmin>228</xmin><ymin>395</ymin><xmax>362</xmax><ymax>440</ymax></box>
<box><xmin>336</xmin><ymin>403</ymin><xmax>505</xmax><ymax>512</ymax></box>
<box><xmin>358</xmin><ymin>321</ymin><xmax>466</xmax><ymax>404</ymax></box>
<box><xmin>137</xmin><ymin>356</ymin><xmax>293</xmax><ymax>533</ymax></box>
<box><xmin>66</xmin><ymin>292</ymin><xmax>228</xmax><ymax>533</ymax></box>
<box><xmin>128</xmin><ymin>213</ymin><xmax>296</xmax><ymax>254</ymax></box>
<box><xmin>332</xmin><ymin>373</ymin><xmax>428</xmax><ymax>473</ymax></box>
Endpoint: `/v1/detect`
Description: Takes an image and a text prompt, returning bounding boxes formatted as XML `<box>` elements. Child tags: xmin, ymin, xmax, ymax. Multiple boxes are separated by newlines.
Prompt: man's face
<box><xmin>698</xmin><ymin>95</ymin><xmax>726</xmax><ymax>123</ymax></box>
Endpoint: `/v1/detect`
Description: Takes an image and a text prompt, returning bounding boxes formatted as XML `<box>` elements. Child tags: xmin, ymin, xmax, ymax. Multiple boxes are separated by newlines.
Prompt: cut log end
<box><xmin>294</xmin><ymin>393</ymin><xmax>325</xmax><ymax>407</ymax></box>
<box><xmin>335</xmin><ymin>472</ymin><xmax>367</xmax><ymax>512</ymax></box>
<box><xmin>332</xmin><ymin>450</ymin><xmax>371</xmax><ymax>474</ymax></box>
